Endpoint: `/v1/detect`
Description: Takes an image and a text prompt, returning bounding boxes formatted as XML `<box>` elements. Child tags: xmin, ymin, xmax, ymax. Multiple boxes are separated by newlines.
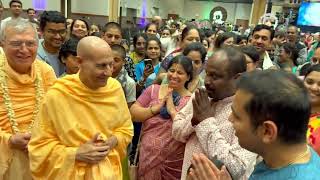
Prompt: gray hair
<box><xmin>0</xmin><ymin>19</ymin><xmax>38</xmax><ymax>42</ymax></box>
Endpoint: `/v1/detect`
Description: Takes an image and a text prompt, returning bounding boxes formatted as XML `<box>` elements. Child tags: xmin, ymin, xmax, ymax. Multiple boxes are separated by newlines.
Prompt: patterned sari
<box><xmin>307</xmin><ymin>113</ymin><xmax>320</xmax><ymax>155</ymax></box>
<box><xmin>137</xmin><ymin>84</ymin><xmax>190</xmax><ymax>180</ymax></box>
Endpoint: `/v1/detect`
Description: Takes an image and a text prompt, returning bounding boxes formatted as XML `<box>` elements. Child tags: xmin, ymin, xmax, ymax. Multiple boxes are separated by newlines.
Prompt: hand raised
<box><xmin>151</xmin><ymin>88</ymin><xmax>173</xmax><ymax>114</ymax></box>
<box><xmin>189</xmin><ymin>153</ymin><xmax>232</xmax><ymax>180</ymax></box>
<box><xmin>191</xmin><ymin>88</ymin><xmax>217</xmax><ymax>126</ymax></box>
<box><xmin>76</xmin><ymin>133</ymin><xmax>110</xmax><ymax>164</ymax></box>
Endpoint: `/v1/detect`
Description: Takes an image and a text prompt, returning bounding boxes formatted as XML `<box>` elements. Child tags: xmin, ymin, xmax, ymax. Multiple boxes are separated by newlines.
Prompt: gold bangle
<box><xmin>150</xmin><ymin>105</ymin><xmax>156</xmax><ymax>115</ymax></box>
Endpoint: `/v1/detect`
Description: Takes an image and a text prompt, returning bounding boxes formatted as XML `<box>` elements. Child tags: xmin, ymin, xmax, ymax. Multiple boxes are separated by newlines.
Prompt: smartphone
<box><xmin>144</xmin><ymin>59</ymin><xmax>154</xmax><ymax>71</ymax></box>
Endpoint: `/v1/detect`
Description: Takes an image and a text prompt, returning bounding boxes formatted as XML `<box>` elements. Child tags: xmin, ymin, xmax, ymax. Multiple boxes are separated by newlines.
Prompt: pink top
<box><xmin>172</xmin><ymin>94</ymin><xmax>257</xmax><ymax>180</ymax></box>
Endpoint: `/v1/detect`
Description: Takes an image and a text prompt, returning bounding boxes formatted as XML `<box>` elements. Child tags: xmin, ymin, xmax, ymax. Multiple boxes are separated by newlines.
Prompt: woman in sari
<box><xmin>158</xmin><ymin>42</ymin><xmax>207</xmax><ymax>93</ymax></box>
<box><xmin>130</xmin><ymin>55</ymin><xmax>193</xmax><ymax>180</ymax></box>
<box><xmin>304</xmin><ymin>64</ymin><xmax>320</xmax><ymax>155</ymax></box>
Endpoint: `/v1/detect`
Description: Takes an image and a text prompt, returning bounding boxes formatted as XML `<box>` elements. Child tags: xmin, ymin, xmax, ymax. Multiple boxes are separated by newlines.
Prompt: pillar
<box><xmin>250</xmin><ymin>0</ymin><xmax>267</xmax><ymax>26</ymax></box>
<box><xmin>109</xmin><ymin>0</ymin><xmax>120</xmax><ymax>22</ymax></box>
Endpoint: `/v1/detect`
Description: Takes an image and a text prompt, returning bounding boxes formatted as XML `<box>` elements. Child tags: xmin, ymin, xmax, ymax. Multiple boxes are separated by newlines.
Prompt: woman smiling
<box><xmin>130</xmin><ymin>55</ymin><xmax>193</xmax><ymax>179</ymax></box>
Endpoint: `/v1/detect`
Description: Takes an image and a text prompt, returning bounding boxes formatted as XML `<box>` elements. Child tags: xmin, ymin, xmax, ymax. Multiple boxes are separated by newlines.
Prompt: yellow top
<box><xmin>28</xmin><ymin>74</ymin><xmax>133</xmax><ymax>180</ymax></box>
<box><xmin>129</xmin><ymin>51</ymin><xmax>143</xmax><ymax>64</ymax></box>
<box><xmin>0</xmin><ymin>55</ymin><xmax>56</xmax><ymax>179</ymax></box>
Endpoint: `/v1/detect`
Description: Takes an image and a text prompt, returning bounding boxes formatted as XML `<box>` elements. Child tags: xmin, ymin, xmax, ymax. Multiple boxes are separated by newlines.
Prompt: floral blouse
<box><xmin>307</xmin><ymin>113</ymin><xmax>320</xmax><ymax>155</ymax></box>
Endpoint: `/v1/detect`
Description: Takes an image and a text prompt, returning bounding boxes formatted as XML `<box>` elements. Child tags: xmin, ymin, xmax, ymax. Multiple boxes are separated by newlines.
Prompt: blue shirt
<box><xmin>37</xmin><ymin>39</ymin><xmax>65</xmax><ymax>77</ymax></box>
<box><xmin>135</xmin><ymin>60</ymin><xmax>160</xmax><ymax>88</ymax></box>
<box><xmin>249</xmin><ymin>148</ymin><xmax>320</xmax><ymax>180</ymax></box>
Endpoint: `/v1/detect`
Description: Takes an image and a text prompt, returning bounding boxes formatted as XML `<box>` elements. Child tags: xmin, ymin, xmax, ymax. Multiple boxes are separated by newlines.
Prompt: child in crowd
<box><xmin>111</xmin><ymin>44</ymin><xmax>136</xmax><ymax>108</ymax></box>
<box><xmin>58</xmin><ymin>38</ymin><xmax>80</xmax><ymax>76</ymax></box>
<box><xmin>111</xmin><ymin>44</ymin><xmax>136</xmax><ymax>180</ymax></box>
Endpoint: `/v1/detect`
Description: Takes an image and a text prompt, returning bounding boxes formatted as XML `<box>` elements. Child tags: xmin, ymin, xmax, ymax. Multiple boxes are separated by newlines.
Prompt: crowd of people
<box><xmin>0</xmin><ymin>0</ymin><xmax>320</xmax><ymax>180</ymax></box>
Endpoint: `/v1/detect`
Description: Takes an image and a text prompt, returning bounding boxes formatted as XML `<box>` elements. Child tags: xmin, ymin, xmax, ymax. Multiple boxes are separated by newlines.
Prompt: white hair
<box><xmin>0</xmin><ymin>18</ymin><xmax>38</xmax><ymax>42</ymax></box>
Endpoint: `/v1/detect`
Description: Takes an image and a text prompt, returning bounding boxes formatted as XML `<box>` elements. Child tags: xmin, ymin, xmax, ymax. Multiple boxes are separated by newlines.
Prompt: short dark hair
<box><xmin>181</xmin><ymin>25</ymin><xmax>200</xmax><ymax>41</ymax></box>
<box><xmin>9</xmin><ymin>0</ymin><xmax>22</xmax><ymax>7</ymax></box>
<box><xmin>27</xmin><ymin>8</ymin><xmax>35</xmax><ymax>13</ymax></box>
<box><xmin>111</xmin><ymin>44</ymin><xmax>126</xmax><ymax>60</ymax></box>
<box><xmin>40</xmin><ymin>11</ymin><xmax>66</xmax><ymax>31</ymax></box>
<box><xmin>102</xmin><ymin>22</ymin><xmax>121</xmax><ymax>34</ymax></box>
<box><xmin>214</xmin><ymin>28</ymin><xmax>226</xmax><ymax>37</ymax></box>
<box><xmin>236</xmin><ymin>35</ymin><xmax>248</xmax><ymax>44</ymax></box>
<box><xmin>204</xmin><ymin>29</ymin><xmax>214</xmax><ymax>38</ymax></box>
<box><xmin>304</xmin><ymin>64</ymin><xmax>320</xmax><ymax>78</ymax></box>
<box><xmin>168</xmin><ymin>55</ymin><xmax>193</xmax><ymax>88</ymax></box>
<box><xmin>300</xmin><ymin>63</ymin><xmax>313</xmax><ymax>76</ymax></box>
<box><xmin>214</xmin><ymin>47</ymin><xmax>247</xmax><ymax>77</ymax></box>
<box><xmin>145</xmin><ymin>23</ymin><xmax>158</xmax><ymax>32</ymax></box>
<box><xmin>59</xmin><ymin>38</ymin><xmax>79</xmax><ymax>63</ymax></box>
<box><xmin>133</xmin><ymin>33</ymin><xmax>148</xmax><ymax>48</ymax></box>
<box><xmin>237</xmin><ymin>70</ymin><xmax>310</xmax><ymax>144</ymax></box>
<box><xmin>183</xmin><ymin>42</ymin><xmax>207</xmax><ymax>63</ymax></box>
<box><xmin>274</xmin><ymin>31</ymin><xmax>286</xmax><ymax>39</ymax></box>
<box><xmin>252</xmin><ymin>24</ymin><xmax>275</xmax><ymax>41</ymax></box>
<box><xmin>282</xmin><ymin>42</ymin><xmax>299</xmax><ymax>66</ymax></box>
<box><xmin>287</xmin><ymin>25</ymin><xmax>299</xmax><ymax>33</ymax></box>
<box><xmin>214</xmin><ymin>32</ymin><xmax>235</xmax><ymax>49</ymax></box>
<box><xmin>241</xmin><ymin>45</ymin><xmax>260</xmax><ymax>63</ymax></box>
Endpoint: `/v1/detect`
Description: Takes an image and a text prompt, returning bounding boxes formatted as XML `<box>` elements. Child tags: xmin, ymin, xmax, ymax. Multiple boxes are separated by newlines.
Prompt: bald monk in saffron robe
<box><xmin>0</xmin><ymin>19</ymin><xmax>56</xmax><ymax>180</ymax></box>
<box><xmin>28</xmin><ymin>36</ymin><xmax>133</xmax><ymax>180</ymax></box>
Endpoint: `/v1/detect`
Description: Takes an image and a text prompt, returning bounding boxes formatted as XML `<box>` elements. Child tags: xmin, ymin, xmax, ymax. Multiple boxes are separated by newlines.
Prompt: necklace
<box><xmin>270</xmin><ymin>146</ymin><xmax>310</xmax><ymax>169</ymax></box>
<box><xmin>0</xmin><ymin>55</ymin><xmax>44</xmax><ymax>133</ymax></box>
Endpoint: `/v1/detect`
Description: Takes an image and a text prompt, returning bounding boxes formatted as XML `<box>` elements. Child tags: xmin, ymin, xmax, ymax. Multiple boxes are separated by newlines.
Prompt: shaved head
<box><xmin>153</xmin><ymin>16</ymin><xmax>162</xmax><ymax>21</ymax></box>
<box><xmin>77</xmin><ymin>36</ymin><xmax>114</xmax><ymax>90</ymax></box>
<box><xmin>77</xmin><ymin>36</ymin><xmax>111</xmax><ymax>60</ymax></box>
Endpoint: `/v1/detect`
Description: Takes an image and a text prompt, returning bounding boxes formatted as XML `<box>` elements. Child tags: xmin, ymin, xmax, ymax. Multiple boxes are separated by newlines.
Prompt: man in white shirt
<box><xmin>1</xmin><ymin>0</ymin><xmax>23</xmax><ymax>31</ymax></box>
<box><xmin>172</xmin><ymin>47</ymin><xmax>257</xmax><ymax>180</ymax></box>
<box><xmin>251</xmin><ymin>24</ymin><xmax>276</xmax><ymax>70</ymax></box>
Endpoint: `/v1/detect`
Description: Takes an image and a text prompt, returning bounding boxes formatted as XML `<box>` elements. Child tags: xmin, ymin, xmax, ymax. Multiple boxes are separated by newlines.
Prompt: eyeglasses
<box><xmin>8</xmin><ymin>40</ymin><xmax>37</xmax><ymax>48</ymax></box>
<box><xmin>47</xmin><ymin>29</ymin><xmax>67</xmax><ymax>36</ymax></box>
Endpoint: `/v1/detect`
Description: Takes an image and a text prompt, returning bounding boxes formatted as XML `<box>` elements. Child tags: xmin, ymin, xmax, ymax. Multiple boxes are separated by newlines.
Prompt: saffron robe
<box><xmin>0</xmin><ymin>57</ymin><xmax>56</xmax><ymax>180</ymax></box>
<box><xmin>28</xmin><ymin>74</ymin><xmax>133</xmax><ymax>180</ymax></box>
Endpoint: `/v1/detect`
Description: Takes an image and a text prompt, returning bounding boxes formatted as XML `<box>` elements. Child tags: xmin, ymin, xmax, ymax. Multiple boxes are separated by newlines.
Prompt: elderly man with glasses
<box><xmin>0</xmin><ymin>19</ymin><xmax>56</xmax><ymax>180</ymax></box>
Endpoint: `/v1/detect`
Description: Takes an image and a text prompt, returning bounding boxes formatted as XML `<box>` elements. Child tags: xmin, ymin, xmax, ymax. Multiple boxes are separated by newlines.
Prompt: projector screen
<box><xmin>297</xmin><ymin>2</ymin><xmax>320</xmax><ymax>27</ymax></box>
